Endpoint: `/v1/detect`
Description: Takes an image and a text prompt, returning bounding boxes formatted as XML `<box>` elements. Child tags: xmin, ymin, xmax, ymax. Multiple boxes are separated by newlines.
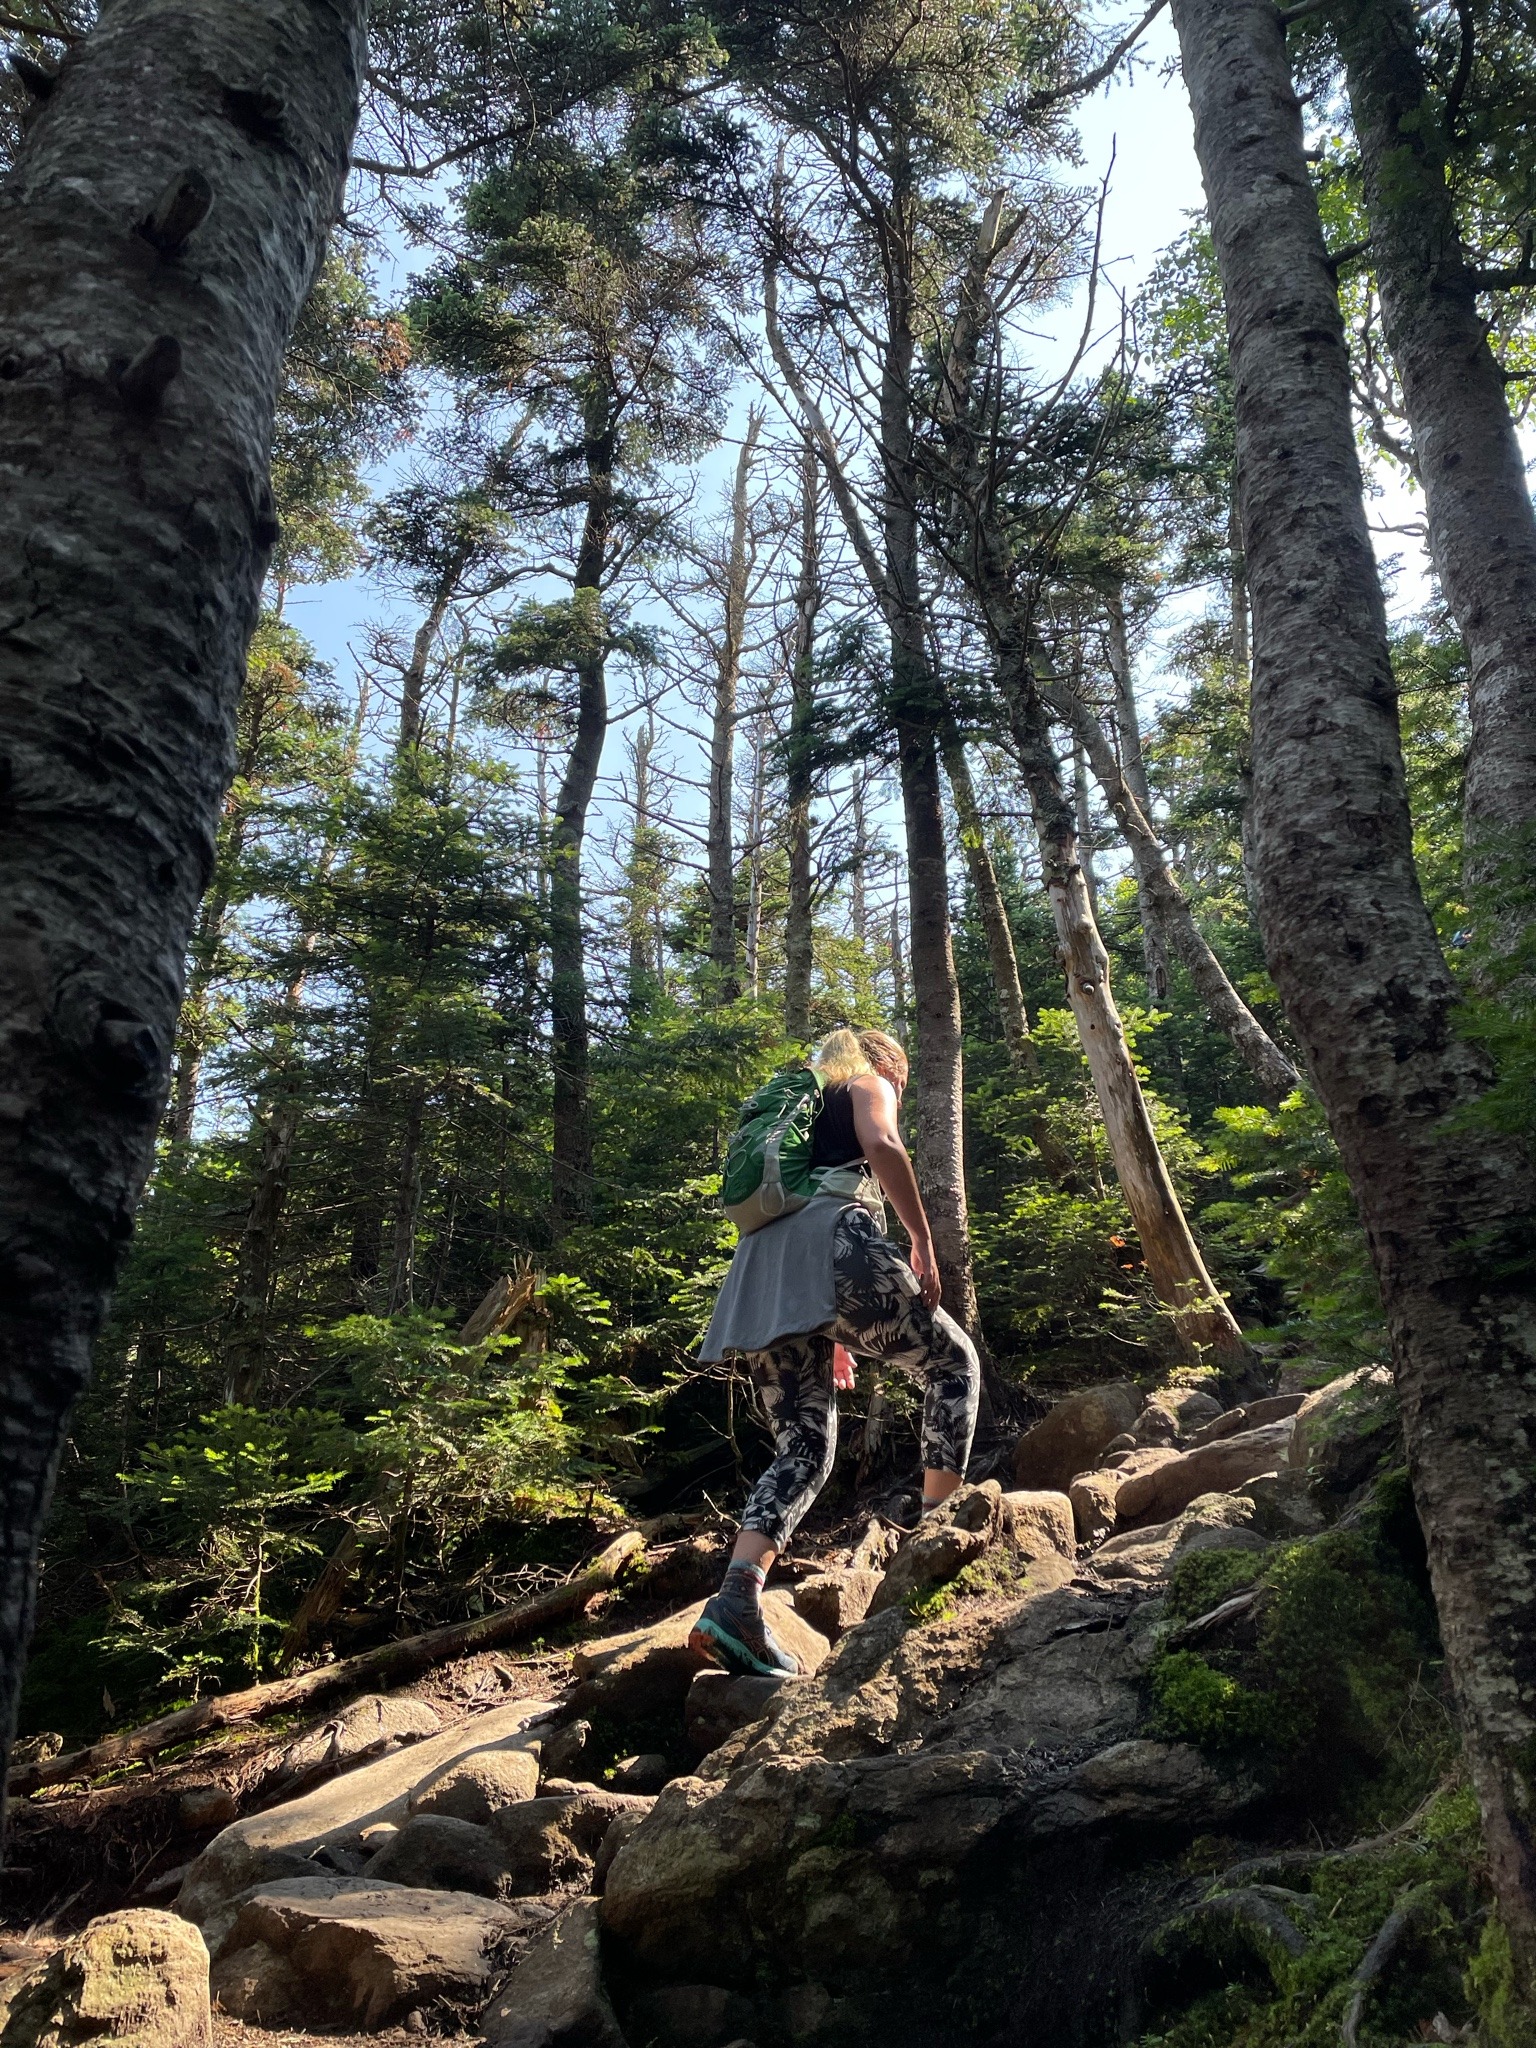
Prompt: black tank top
<box><xmin>811</xmin><ymin>1080</ymin><xmax>865</xmax><ymax>1171</ymax></box>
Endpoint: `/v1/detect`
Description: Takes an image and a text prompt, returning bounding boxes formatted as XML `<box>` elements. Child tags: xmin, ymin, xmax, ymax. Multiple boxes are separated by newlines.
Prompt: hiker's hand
<box><xmin>910</xmin><ymin>1237</ymin><xmax>942</xmax><ymax>1310</ymax></box>
<box><xmin>832</xmin><ymin>1343</ymin><xmax>857</xmax><ymax>1391</ymax></box>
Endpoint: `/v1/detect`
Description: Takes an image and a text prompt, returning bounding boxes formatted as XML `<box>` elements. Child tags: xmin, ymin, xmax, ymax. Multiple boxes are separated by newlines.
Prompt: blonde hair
<box><xmin>813</xmin><ymin>1027</ymin><xmax>909</xmax><ymax>1087</ymax></box>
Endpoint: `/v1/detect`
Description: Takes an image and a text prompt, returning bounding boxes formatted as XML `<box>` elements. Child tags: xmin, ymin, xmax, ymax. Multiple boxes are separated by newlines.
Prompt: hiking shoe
<box><xmin>689</xmin><ymin>1592</ymin><xmax>802</xmax><ymax>1678</ymax></box>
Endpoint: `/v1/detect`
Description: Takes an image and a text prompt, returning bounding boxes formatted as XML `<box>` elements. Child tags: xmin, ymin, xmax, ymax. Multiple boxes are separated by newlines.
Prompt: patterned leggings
<box><xmin>739</xmin><ymin>1207</ymin><xmax>981</xmax><ymax>1549</ymax></box>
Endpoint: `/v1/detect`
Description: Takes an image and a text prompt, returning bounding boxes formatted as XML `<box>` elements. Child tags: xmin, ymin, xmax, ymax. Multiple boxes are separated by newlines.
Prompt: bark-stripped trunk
<box><xmin>1336</xmin><ymin>0</ymin><xmax>1536</xmax><ymax>929</ymax></box>
<box><xmin>1010</xmin><ymin>677</ymin><xmax>1258</xmax><ymax>1374</ymax></box>
<box><xmin>1172</xmin><ymin>0</ymin><xmax>1536</xmax><ymax>1981</ymax></box>
<box><xmin>386</xmin><ymin>1080</ymin><xmax>426</xmax><ymax>1311</ymax></box>
<box><xmin>878</xmin><ymin>156</ymin><xmax>977</xmax><ymax>1336</ymax></box>
<box><xmin>889</xmin><ymin>901</ymin><xmax>908</xmax><ymax>1021</ymax></box>
<box><xmin>1042</xmin><ymin>674</ymin><xmax>1300</xmax><ymax>1107</ymax></box>
<box><xmin>939</xmin><ymin>723</ymin><xmax>1036</xmax><ymax>1074</ymax></box>
<box><xmin>850</xmin><ymin>782</ymin><xmax>869</xmax><ymax>947</ymax></box>
<box><xmin>784</xmin><ymin>443</ymin><xmax>819</xmax><ymax>1045</ymax></box>
<box><xmin>705</xmin><ymin>416</ymin><xmax>760</xmax><ymax>999</ymax></box>
<box><xmin>1105</xmin><ymin>583</ymin><xmax>1170</xmax><ymax>1002</ymax></box>
<box><xmin>396</xmin><ymin>580</ymin><xmax>456</xmax><ymax>758</ymax></box>
<box><xmin>626</xmin><ymin>720</ymin><xmax>658</xmax><ymax>1014</ymax></box>
<box><xmin>549</xmin><ymin>416</ymin><xmax>613</xmax><ymax>1235</ymax></box>
<box><xmin>0</xmin><ymin>0</ymin><xmax>363</xmax><ymax>1796</ymax></box>
<box><xmin>744</xmin><ymin>725</ymin><xmax>767</xmax><ymax>998</ymax></box>
<box><xmin>1072</xmin><ymin>739</ymin><xmax>1100</xmax><ymax>919</ymax></box>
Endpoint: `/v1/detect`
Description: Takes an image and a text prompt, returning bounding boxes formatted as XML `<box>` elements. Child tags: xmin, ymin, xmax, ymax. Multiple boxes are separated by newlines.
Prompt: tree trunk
<box><xmin>1172</xmin><ymin>0</ymin><xmax>1536</xmax><ymax>1985</ymax></box>
<box><xmin>1336</xmin><ymin>0</ymin><xmax>1536</xmax><ymax>933</ymax></box>
<box><xmin>939</xmin><ymin>723</ymin><xmax>1037</xmax><ymax>1074</ymax></box>
<box><xmin>224</xmin><ymin>1093</ymin><xmax>302</xmax><ymax>1406</ymax></box>
<box><xmin>1041</xmin><ymin>673</ymin><xmax>1301</xmax><ymax>1107</ymax></box>
<box><xmin>397</xmin><ymin>582</ymin><xmax>455</xmax><ymax>757</ymax></box>
<box><xmin>745</xmin><ymin>724</ymin><xmax>767</xmax><ymax>999</ymax></box>
<box><xmin>706</xmin><ymin>415</ymin><xmax>761</xmax><ymax>999</ymax></box>
<box><xmin>1072</xmin><ymin>739</ymin><xmax>1100</xmax><ymax>919</ymax></box>
<box><xmin>386</xmin><ymin>1080</ymin><xmax>426</xmax><ymax>1311</ymax></box>
<box><xmin>549</xmin><ymin>418</ymin><xmax>613</xmax><ymax>1234</ymax></box>
<box><xmin>784</xmin><ymin>442</ymin><xmax>819</xmax><ymax>1045</ymax></box>
<box><xmin>625</xmin><ymin>719</ymin><xmax>659</xmax><ymax>1013</ymax></box>
<box><xmin>1009</xmin><ymin>670</ymin><xmax>1258</xmax><ymax>1375</ymax></box>
<box><xmin>0</xmin><ymin>0</ymin><xmax>363</xmax><ymax>1802</ymax></box>
<box><xmin>889</xmin><ymin>900</ymin><xmax>908</xmax><ymax>1022</ymax></box>
<box><xmin>1104</xmin><ymin>582</ymin><xmax>1170</xmax><ymax>1002</ymax></box>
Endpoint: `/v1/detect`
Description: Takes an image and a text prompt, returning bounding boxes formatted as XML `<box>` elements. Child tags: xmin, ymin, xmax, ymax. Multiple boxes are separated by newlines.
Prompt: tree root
<box><xmin>1340</xmin><ymin>1882</ymin><xmax>1439</xmax><ymax>2046</ymax></box>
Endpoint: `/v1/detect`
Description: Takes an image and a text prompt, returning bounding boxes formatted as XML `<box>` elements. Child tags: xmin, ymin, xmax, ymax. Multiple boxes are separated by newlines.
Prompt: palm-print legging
<box><xmin>739</xmin><ymin>1206</ymin><xmax>981</xmax><ymax>1549</ymax></box>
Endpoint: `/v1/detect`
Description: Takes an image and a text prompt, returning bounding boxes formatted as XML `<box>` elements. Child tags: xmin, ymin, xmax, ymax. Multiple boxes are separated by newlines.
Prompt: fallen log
<box><xmin>9</xmin><ymin>1529</ymin><xmax>644</xmax><ymax>1798</ymax></box>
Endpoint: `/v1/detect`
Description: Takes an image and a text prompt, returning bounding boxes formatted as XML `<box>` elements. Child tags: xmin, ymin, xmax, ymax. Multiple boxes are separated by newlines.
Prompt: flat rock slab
<box><xmin>0</xmin><ymin>1910</ymin><xmax>210</xmax><ymax>2048</ymax></box>
<box><xmin>566</xmin><ymin>1596</ymin><xmax>826</xmax><ymax>1716</ymax></box>
<box><xmin>270</xmin><ymin>1696</ymin><xmax>442</xmax><ymax>1794</ymax></box>
<box><xmin>210</xmin><ymin>1883</ymin><xmax>533</xmax><ymax>2031</ymax></box>
<box><xmin>1092</xmin><ymin>1493</ymin><xmax>1267</xmax><ymax>1585</ymax></box>
<box><xmin>177</xmin><ymin>1698</ymin><xmax>558</xmax><ymax>1930</ymax></box>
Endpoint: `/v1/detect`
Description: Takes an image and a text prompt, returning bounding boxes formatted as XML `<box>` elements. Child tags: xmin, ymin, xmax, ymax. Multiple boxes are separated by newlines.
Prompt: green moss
<box><xmin>1469</xmin><ymin>1918</ymin><xmax>1536</xmax><ymax>2048</ymax></box>
<box><xmin>1164</xmin><ymin>1546</ymin><xmax>1265</xmax><ymax>1623</ymax></box>
<box><xmin>1151</xmin><ymin>1651</ymin><xmax>1278</xmax><ymax>1750</ymax></box>
<box><xmin>905</xmin><ymin>1583</ymin><xmax>957</xmax><ymax>1625</ymax></box>
<box><xmin>1138</xmin><ymin>1786</ymin><xmax>1484</xmax><ymax>2047</ymax></box>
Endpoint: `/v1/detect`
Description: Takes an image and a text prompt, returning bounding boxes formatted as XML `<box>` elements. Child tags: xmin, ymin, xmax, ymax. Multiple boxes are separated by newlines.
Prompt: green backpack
<box><xmin>721</xmin><ymin>1064</ymin><xmax>831</xmax><ymax>1236</ymax></box>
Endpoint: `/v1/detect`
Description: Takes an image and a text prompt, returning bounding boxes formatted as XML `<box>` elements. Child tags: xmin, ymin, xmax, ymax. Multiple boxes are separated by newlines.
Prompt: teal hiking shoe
<box><xmin>689</xmin><ymin>1591</ymin><xmax>802</xmax><ymax>1678</ymax></box>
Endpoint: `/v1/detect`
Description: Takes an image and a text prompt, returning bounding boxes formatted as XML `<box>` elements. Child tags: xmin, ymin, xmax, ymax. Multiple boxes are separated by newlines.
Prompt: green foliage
<box><xmin>1149</xmin><ymin>1518</ymin><xmax>1446</xmax><ymax>1817</ymax></box>
<box><xmin>1162</xmin><ymin>1547</ymin><xmax>1265</xmax><ymax>1624</ymax></box>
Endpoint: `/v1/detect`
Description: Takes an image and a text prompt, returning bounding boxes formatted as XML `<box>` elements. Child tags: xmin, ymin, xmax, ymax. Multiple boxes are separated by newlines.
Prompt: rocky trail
<box><xmin>0</xmin><ymin>1361</ymin><xmax>1441</xmax><ymax>2048</ymax></box>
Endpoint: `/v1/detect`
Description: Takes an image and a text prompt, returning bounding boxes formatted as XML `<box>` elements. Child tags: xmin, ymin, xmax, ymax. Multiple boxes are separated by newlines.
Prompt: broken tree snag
<box><xmin>9</xmin><ymin>1529</ymin><xmax>645</xmax><ymax>1796</ymax></box>
<box><xmin>118</xmin><ymin>334</ymin><xmax>183</xmax><ymax>412</ymax></box>
<box><xmin>138</xmin><ymin>167</ymin><xmax>214</xmax><ymax>255</ymax></box>
<box><xmin>8</xmin><ymin>53</ymin><xmax>55</xmax><ymax>101</ymax></box>
<box><xmin>0</xmin><ymin>0</ymin><xmax>367</xmax><ymax>1808</ymax></box>
<box><xmin>1169</xmin><ymin>0</ymin><xmax>1536</xmax><ymax>1993</ymax></box>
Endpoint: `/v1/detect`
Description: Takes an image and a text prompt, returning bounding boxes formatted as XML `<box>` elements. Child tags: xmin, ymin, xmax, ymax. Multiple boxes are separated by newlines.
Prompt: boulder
<box><xmin>1238</xmin><ymin>1469</ymin><xmax>1328</xmax><ymax>1538</ymax></box>
<box><xmin>592</xmin><ymin>1811</ymin><xmax>650</xmax><ymax>1896</ymax></box>
<box><xmin>1288</xmin><ymin>1366</ymin><xmax>1397</xmax><ymax>1493</ymax></box>
<box><xmin>1091</xmin><ymin>1494</ymin><xmax>1268</xmax><ymax>1585</ymax></box>
<box><xmin>609</xmin><ymin>1756</ymin><xmax>670</xmax><ymax>1795</ymax></box>
<box><xmin>1113</xmin><ymin>1421</ymin><xmax>1297</xmax><ymax>1526</ymax></box>
<box><xmin>685</xmin><ymin>1672</ymin><xmax>790</xmax><ymax>1759</ymax></box>
<box><xmin>481</xmin><ymin>1897</ymin><xmax>623</xmax><ymax>2048</ymax></box>
<box><xmin>539</xmin><ymin>1723</ymin><xmax>591</xmax><ymax>1785</ymax></box>
<box><xmin>642</xmin><ymin>1535</ymin><xmax>729</xmax><ymax>1607</ymax></box>
<box><xmin>177</xmin><ymin>1696</ymin><xmax>558</xmax><ymax>1931</ymax></box>
<box><xmin>490</xmin><ymin>1793</ymin><xmax>654</xmax><ymax>1897</ymax></box>
<box><xmin>1009</xmin><ymin>1383</ymin><xmax>1141</xmax><ymax>1492</ymax></box>
<box><xmin>0</xmin><ymin>1911</ymin><xmax>210</xmax><ymax>2048</ymax></box>
<box><xmin>792</xmin><ymin>1570</ymin><xmax>882</xmax><ymax>1639</ymax></box>
<box><xmin>567</xmin><ymin>1596</ymin><xmax>826</xmax><ymax>1717</ymax></box>
<box><xmin>867</xmin><ymin>1483</ymin><xmax>1002</xmax><ymax>1616</ymax></box>
<box><xmin>364</xmin><ymin>1815</ymin><xmax>514</xmax><ymax>1899</ymax></box>
<box><xmin>1188</xmin><ymin>1393</ymin><xmax>1305</xmax><ymax>1449</ymax></box>
<box><xmin>411</xmin><ymin>1746</ymin><xmax>540</xmax><ymax>1825</ymax></box>
<box><xmin>1137</xmin><ymin>1386</ymin><xmax>1224</xmax><ymax>1443</ymax></box>
<box><xmin>1069</xmin><ymin>1448</ymin><xmax>1181</xmax><ymax>1540</ymax></box>
<box><xmin>209</xmin><ymin>1883</ymin><xmax>530</xmax><ymax>2030</ymax></box>
<box><xmin>997</xmin><ymin>1491</ymin><xmax>1075</xmax><ymax>1563</ymax></box>
<box><xmin>627</xmin><ymin>1982</ymin><xmax>756</xmax><ymax>2048</ymax></box>
<box><xmin>176</xmin><ymin>1787</ymin><xmax>237</xmax><ymax>1835</ymax></box>
<box><xmin>1068</xmin><ymin>1468</ymin><xmax>1122</xmax><ymax>1544</ymax></box>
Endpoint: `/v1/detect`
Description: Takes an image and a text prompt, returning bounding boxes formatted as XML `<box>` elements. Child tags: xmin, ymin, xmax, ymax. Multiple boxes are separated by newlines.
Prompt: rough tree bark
<box><xmin>1172</xmin><ymin>0</ymin><xmax>1536</xmax><ymax>1983</ymax></box>
<box><xmin>0</xmin><ymin>0</ymin><xmax>365</xmax><ymax>1800</ymax></box>
<box><xmin>705</xmin><ymin>413</ymin><xmax>761</xmax><ymax>999</ymax></box>
<box><xmin>938</xmin><ymin>723</ymin><xmax>1037</xmax><ymax>1073</ymax></box>
<box><xmin>1040</xmin><ymin>671</ymin><xmax>1301</xmax><ymax>1107</ymax></box>
<box><xmin>784</xmin><ymin>439</ymin><xmax>819</xmax><ymax>1046</ymax></box>
<box><xmin>1009</xmin><ymin>674</ymin><xmax>1259</xmax><ymax>1376</ymax></box>
<box><xmin>1104</xmin><ymin>581</ymin><xmax>1170</xmax><ymax>1002</ymax></box>
<box><xmin>1335</xmin><ymin>0</ymin><xmax>1536</xmax><ymax>925</ymax></box>
<box><xmin>549</xmin><ymin>408</ymin><xmax>614</xmax><ymax>1234</ymax></box>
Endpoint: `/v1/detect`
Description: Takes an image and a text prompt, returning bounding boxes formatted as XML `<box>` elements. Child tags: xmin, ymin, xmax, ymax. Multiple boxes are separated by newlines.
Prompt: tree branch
<box><xmin>1277</xmin><ymin>0</ymin><xmax>1333</xmax><ymax>25</ymax></box>
<box><xmin>1025</xmin><ymin>0</ymin><xmax>1169</xmax><ymax>110</ymax></box>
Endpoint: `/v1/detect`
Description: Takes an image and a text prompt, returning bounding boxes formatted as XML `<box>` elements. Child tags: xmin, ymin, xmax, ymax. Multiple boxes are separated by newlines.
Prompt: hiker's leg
<box><xmin>692</xmin><ymin>1336</ymin><xmax>836</xmax><ymax>1676</ymax></box>
<box><xmin>830</xmin><ymin>1209</ymin><xmax>980</xmax><ymax>1508</ymax></box>
<box><xmin>736</xmin><ymin>1333</ymin><xmax>838</xmax><ymax>1554</ymax></box>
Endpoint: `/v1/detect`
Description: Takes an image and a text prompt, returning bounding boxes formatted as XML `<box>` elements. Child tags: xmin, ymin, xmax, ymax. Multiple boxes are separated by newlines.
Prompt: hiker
<box><xmin>690</xmin><ymin>1027</ymin><xmax>980</xmax><ymax>1678</ymax></box>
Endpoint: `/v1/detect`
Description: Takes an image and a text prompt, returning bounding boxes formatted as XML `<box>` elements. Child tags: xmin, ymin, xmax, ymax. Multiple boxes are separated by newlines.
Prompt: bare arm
<box><xmin>847</xmin><ymin>1074</ymin><xmax>941</xmax><ymax>1307</ymax></box>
